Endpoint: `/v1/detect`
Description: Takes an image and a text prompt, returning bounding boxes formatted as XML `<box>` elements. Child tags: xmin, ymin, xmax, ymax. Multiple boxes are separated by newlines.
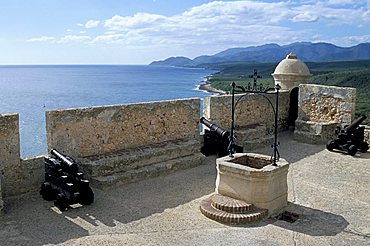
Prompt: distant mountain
<box><xmin>149</xmin><ymin>42</ymin><xmax>370</xmax><ymax>67</ymax></box>
<box><xmin>149</xmin><ymin>56</ymin><xmax>195</xmax><ymax>67</ymax></box>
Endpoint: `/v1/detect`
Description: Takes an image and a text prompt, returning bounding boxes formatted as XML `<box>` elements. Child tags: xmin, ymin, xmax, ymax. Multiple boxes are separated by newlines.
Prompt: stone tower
<box><xmin>272</xmin><ymin>53</ymin><xmax>311</xmax><ymax>91</ymax></box>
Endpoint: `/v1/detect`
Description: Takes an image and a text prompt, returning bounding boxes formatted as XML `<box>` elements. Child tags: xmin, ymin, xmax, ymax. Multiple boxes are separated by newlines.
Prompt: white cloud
<box><xmin>77</xmin><ymin>23</ymin><xmax>84</xmax><ymax>27</ymax></box>
<box><xmin>330</xmin><ymin>34</ymin><xmax>370</xmax><ymax>46</ymax></box>
<box><xmin>98</xmin><ymin>0</ymin><xmax>369</xmax><ymax>49</ymax></box>
<box><xmin>292</xmin><ymin>11</ymin><xmax>319</xmax><ymax>22</ymax></box>
<box><xmin>327</xmin><ymin>0</ymin><xmax>359</xmax><ymax>5</ymax></box>
<box><xmin>57</xmin><ymin>35</ymin><xmax>91</xmax><ymax>43</ymax></box>
<box><xmin>91</xmin><ymin>34</ymin><xmax>126</xmax><ymax>44</ymax></box>
<box><xmin>25</xmin><ymin>0</ymin><xmax>370</xmax><ymax>56</ymax></box>
<box><xmin>27</xmin><ymin>36</ymin><xmax>56</xmax><ymax>42</ymax></box>
<box><xmin>85</xmin><ymin>19</ymin><xmax>100</xmax><ymax>28</ymax></box>
<box><xmin>104</xmin><ymin>13</ymin><xmax>166</xmax><ymax>30</ymax></box>
<box><xmin>291</xmin><ymin>3</ymin><xmax>368</xmax><ymax>25</ymax></box>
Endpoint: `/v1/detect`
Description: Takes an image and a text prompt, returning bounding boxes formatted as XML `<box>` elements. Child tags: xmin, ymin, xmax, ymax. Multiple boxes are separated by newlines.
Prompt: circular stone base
<box><xmin>200</xmin><ymin>194</ymin><xmax>268</xmax><ymax>224</ymax></box>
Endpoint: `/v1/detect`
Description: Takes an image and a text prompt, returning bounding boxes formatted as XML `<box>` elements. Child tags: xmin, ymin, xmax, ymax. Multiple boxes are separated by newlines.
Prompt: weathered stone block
<box><xmin>89</xmin><ymin>152</ymin><xmax>205</xmax><ymax>189</ymax></box>
<box><xmin>216</xmin><ymin>153</ymin><xmax>289</xmax><ymax>216</ymax></box>
<box><xmin>298</xmin><ymin>84</ymin><xmax>356</xmax><ymax>125</ymax></box>
<box><xmin>235</xmin><ymin>125</ymin><xmax>273</xmax><ymax>151</ymax></box>
<box><xmin>80</xmin><ymin>139</ymin><xmax>200</xmax><ymax>177</ymax></box>
<box><xmin>295</xmin><ymin>84</ymin><xmax>356</xmax><ymax>145</ymax></box>
<box><xmin>364</xmin><ymin>126</ymin><xmax>370</xmax><ymax>147</ymax></box>
<box><xmin>294</xmin><ymin>120</ymin><xmax>338</xmax><ymax>144</ymax></box>
<box><xmin>18</xmin><ymin>156</ymin><xmax>45</xmax><ymax>194</ymax></box>
<box><xmin>0</xmin><ymin>114</ymin><xmax>44</xmax><ymax>199</ymax></box>
<box><xmin>0</xmin><ymin>113</ymin><xmax>21</xmax><ymax>197</ymax></box>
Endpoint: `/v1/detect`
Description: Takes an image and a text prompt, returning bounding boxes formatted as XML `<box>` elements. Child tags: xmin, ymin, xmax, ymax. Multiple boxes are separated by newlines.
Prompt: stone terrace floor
<box><xmin>1</xmin><ymin>131</ymin><xmax>369</xmax><ymax>245</ymax></box>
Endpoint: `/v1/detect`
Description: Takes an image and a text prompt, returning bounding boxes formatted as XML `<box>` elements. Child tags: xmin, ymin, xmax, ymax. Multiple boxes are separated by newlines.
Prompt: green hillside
<box><xmin>206</xmin><ymin>62</ymin><xmax>276</xmax><ymax>91</ymax></box>
<box><xmin>207</xmin><ymin>60</ymin><xmax>370</xmax><ymax>125</ymax></box>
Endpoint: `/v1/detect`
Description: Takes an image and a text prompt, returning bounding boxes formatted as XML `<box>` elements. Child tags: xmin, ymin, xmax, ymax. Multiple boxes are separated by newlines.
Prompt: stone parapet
<box><xmin>0</xmin><ymin>113</ymin><xmax>45</xmax><ymax>199</ymax></box>
<box><xmin>18</xmin><ymin>156</ymin><xmax>45</xmax><ymax>194</ymax></box>
<box><xmin>364</xmin><ymin>126</ymin><xmax>370</xmax><ymax>147</ymax></box>
<box><xmin>203</xmin><ymin>92</ymin><xmax>290</xmax><ymax>149</ymax></box>
<box><xmin>46</xmin><ymin>98</ymin><xmax>200</xmax><ymax>158</ymax></box>
<box><xmin>0</xmin><ymin>113</ymin><xmax>21</xmax><ymax>198</ymax></box>
<box><xmin>80</xmin><ymin>139</ymin><xmax>200</xmax><ymax>178</ymax></box>
<box><xmin>46</xmin><ymin>98</ymin><xmax>205</xmax><ymax>189</ymax></box>
<box><xmin>295</xmin><ymin>84</ymin><xmax>356</xmax><ymax>145</ymax></box>
<box><xmin>298</xmin><ymin>84</ymin><xmax>356</xmax><ymax>124</ymax></box>
<box><xmin>90</xmin><ymin>153</ymin><xmax>205</xmax><ymax>189</ymax></box>
<box><xmin>294</xmin><ymin>120</ymin><xmax>339</xmax><ymax>144</ymax></box>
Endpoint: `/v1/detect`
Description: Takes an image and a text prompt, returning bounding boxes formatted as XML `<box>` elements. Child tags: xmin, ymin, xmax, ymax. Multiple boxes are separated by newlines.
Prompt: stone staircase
<box><xmin>200</xmin><ymin>194</ymin><xmax>268</xmax><ymax>224</ymax></box>
<box><xmin>79</xmin><ymin>139</ymin><xmax>205</xmax><ymax>189</ymax></box>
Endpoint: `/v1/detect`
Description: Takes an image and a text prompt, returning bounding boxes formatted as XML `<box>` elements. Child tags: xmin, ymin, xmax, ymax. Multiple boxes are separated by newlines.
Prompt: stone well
<box><xmin>215</xmin><ymin>153</ymin><xmax>289</xmax><ymax>216</ymax></box>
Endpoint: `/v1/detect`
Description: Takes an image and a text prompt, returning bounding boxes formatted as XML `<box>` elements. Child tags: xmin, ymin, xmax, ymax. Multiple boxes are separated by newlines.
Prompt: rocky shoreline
<box><xmin>198</xmin><ymin>82</ymin><xmax>226</xmax><ymax>95</ymax></box>
<box><xmin>197</xmin><ymin>74</ymin><xmax>226</xmax><ymax>95</ymax></box>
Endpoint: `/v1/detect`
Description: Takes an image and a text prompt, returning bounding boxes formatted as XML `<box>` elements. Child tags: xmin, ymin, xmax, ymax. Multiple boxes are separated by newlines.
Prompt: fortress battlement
<box><xmin>1</xmin><ymin>54</ymin><xmax>369</xmax><ymax>212</ymax></box>
<box><xmin>1</xmin><ymin>83</ymin><xmax>367</xmax><ymax>203</ymax></box>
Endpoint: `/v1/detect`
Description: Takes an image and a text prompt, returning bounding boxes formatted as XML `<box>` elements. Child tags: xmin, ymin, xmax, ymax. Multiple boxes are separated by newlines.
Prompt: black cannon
<box><xmin>326</xmin><ymin>114</ymin><xmax>369</xmax><ymax>156</ymax></box>
<box><xmin>200</xmin><ymin>117</ymin><xmax>243</xmax><ymax>157</ymax></box>
<box><xmin>40</xmin><ymin>149</ymin><xmax>94</xmax><ymax>211</ymax></box>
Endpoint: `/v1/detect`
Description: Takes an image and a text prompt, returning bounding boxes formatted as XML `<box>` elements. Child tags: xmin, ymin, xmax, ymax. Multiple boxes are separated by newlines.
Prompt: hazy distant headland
<box><xmin>150</xmin><ymin>42</ymin><xmax>370</xmax><ymax>67</ymax></box>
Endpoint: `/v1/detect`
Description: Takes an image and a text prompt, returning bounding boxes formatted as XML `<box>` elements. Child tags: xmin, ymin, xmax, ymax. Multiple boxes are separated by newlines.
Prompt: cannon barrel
<box><xmin>200</xmin><ymin>117</ymin><xmax>230</xmax><ymax>139</ymax></box>
<box><xmin>51</xmin><ymin>149</ymin><xmax>78</xmax><ymax>173</ymax></box>
<box><xmin>345</xmin><ymin>114</ymin><xmax>367</xmax><ymax>134</ymax></box>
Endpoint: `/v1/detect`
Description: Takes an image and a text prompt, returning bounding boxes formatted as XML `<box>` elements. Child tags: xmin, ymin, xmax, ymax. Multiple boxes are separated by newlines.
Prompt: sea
<box><xmin>0</xmin><ymin>65</ymin><xmax>216</xmax><ymax>157</ymax></box>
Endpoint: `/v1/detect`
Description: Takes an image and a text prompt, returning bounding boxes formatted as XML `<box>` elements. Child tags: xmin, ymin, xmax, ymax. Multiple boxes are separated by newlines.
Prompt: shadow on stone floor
<box><xmin>270</xmin><ymin>202</ymin><xmax>349</xmax><ymax>236</ymax></box>
<box><xmin>230</xmin><ymin>202</ymin><xmax>348</xmax><ymax>237</ymax></box>
<box><xmin>328</xmin><ymin>149</ymin><xmax>370</xmax><ymax>159</ymax></box>
<box><xmin>0</xmin><ymin>162</ymin><xmax>218</xmax><ymax>245</ymax></box>
<box><xmin>250</xmin><ymin>131</ymin><xmax>326</xmax><ymax>164</ymax></box>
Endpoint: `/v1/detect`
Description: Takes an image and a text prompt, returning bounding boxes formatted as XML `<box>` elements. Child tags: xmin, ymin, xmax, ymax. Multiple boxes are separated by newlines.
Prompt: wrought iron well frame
<box><xmin>228</xmin><ymin>69</ymin><xmax>281</xmax><ymax>166</ymax></box>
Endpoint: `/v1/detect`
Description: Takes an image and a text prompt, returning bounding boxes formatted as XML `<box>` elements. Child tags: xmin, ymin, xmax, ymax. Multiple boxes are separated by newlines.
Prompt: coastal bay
<box><xmin>0</xmin><ymin>65</ymin><xmax>215</xmax><ymax>157</ymax></box>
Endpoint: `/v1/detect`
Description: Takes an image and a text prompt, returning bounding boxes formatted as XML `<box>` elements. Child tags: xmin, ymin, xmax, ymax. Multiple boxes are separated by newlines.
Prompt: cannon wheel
<box><xmin>54</xmin><ymin>194</ymin><xmax>69</xmax><ymax>211</ymax></box>
<box><xmin>360</xmin><ymin>143</ymin><xmax>369</xmax><ymax>153</ymax></box>
<box><xmin>326</xmin><ymin>140</ymin><xmax>336</xmax><ymax>151</ymax></box>
<box><xmin>40</xmin><ymin>182</ymin><xmax>57</xmax><ymax>201</ymax></box>
<box><xmin>80</xmin><ymin>187</ymin><xmax>94</xmax><ymax>205</ymax></box>
<box><xmin>348</xmin><ymin>145</ymin><xmax>357</xmax><ymax>156</ymax></box>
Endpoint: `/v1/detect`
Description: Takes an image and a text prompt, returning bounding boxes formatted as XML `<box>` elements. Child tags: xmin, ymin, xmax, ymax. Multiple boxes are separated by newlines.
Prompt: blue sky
<box><xmin>1</xmin><ymin>0</ymin><xmax>369</xmax><ymax>64</ymax></box>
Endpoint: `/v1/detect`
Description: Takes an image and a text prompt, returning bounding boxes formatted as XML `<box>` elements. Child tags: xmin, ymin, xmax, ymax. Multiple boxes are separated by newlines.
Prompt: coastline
<box><xmin>197</xmin><ymin>75</ymin><xmax>226</xmax><ymax>95</ymax></box>
<box><xmin>198</xmin><ymin>83</ymin><xmax>226</xmax><ymax>95</ymax></box>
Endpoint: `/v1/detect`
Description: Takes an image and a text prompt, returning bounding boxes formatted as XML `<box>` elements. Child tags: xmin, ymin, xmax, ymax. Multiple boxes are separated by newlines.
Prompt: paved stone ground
<box><xmin>0</xmin><ymin>131</ymin><xmax>369</xmax><ymax>245</ymax></box>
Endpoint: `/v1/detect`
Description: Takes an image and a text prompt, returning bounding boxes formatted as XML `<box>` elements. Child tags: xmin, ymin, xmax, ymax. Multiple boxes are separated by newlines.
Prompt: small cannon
<box><xmin>40</xmin><ymin>149</ymin><xmax>94</xmax><ymax>211</ymax></box>
<box><xmin>200</xmin><ymin>117</ymin><xmax>243</xmax><ymax>157</ymax></box>
<box><xmin>326</xmin><ymin>114</ymin><xmax>369</xmax><ymax>156</ymax></box>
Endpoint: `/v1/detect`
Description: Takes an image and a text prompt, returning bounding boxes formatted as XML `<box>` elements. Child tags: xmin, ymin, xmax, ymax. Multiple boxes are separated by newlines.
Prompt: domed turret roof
<box><xmin>272</xmin><ymin>53</ymin><xmax>311</xmax><ymax>76</ymax></box>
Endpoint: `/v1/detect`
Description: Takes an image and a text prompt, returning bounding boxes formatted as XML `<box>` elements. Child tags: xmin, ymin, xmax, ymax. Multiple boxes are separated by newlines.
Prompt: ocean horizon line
<box><xmin>0</xmin><ymin>65</ymin><xmax>216</xmax><ymax>157</ymax></box>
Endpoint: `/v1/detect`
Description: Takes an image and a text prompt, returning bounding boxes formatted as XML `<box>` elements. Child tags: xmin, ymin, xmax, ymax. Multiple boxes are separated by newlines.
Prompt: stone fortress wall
<box><xmin>0</xmin><ymin>95</ymin><xmax>291</xmax><ymax>201</ymax></box>
<box><xmin>203</xmin><ymin>92</ymin><xmax>290</xmax><ymax>149</ymax></box>
<box><xmin>1</xmin><ymin>53</ymin><xmax>369</xmax><ymax>209</ymax></box>
<box><xmin>203</xmin><ymin>93</ymin><xmax>290</xmax><ymax>130</ymax></box>
<box><xmin>294</xmin><ymin>84</ymin><xmax>357</xmax><ymax>144</ymax></box>
<box><xmin>46</xmin><ymin>98</ymin><xmax>200</xmax><ymax>158</ymax></box>
<box><xmin>46</xmin><ymin>98</ymin><xmax>205</xmax><ymax>189</ymax></box>
<box><xmin>298</xmin><ymin>84</ymin><xmax>356</xmax><ymax>124</ymax></box>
